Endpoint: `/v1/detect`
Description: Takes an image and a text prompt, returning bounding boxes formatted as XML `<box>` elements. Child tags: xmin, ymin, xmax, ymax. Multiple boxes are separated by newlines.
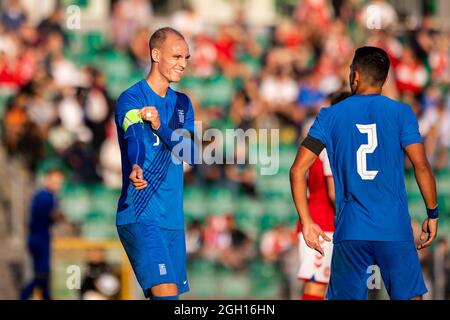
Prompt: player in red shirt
<box><xmin>296</xmin><ymin>92</ymin><xmax>350</xmax><ymax>300</ymax></box>
<box><xmin>297</xmin><ymin>148</ymin><xmax>334</xmax><ymax>300</ymax></box>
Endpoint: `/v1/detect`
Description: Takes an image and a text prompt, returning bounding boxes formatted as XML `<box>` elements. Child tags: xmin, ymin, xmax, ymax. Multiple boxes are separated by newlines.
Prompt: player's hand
<box><xmin>140</xmin><ymin>106</ymin><xmax>161</xmax><ymax>130</ymax></box>
<box><xmin>129</xmin><ymin>164</ymin><xmax>148</xmax><ymax>190</ymax></box>
<box><xmin>417</xmin><ymin>218</ymin><xmax>438</xmax><ymax>250</ymax></box>
<box><xmin>303</xmin><ymin>223</ymin><xmax>331</xmax><ymax>256</ymax></box>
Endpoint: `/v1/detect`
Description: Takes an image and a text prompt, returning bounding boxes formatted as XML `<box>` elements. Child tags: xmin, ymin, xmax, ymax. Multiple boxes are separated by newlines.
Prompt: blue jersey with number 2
<box><xmin>308</xmin><ymin>94</ymin><xmax>423</xmax><ymax>243</ymax></box>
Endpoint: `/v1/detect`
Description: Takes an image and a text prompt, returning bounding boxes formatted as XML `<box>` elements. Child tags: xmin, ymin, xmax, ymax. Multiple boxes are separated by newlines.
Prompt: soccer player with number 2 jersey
<box><xmin>291</xmin><ymin>47</ymin><xmax>439</xmax><ymax>300</ymax></box>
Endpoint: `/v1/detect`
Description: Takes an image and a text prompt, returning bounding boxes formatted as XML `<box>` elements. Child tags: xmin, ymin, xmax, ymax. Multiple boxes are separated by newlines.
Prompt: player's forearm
<box><xmin>413</xmin><ymin>162</ymin><xmax>438</xmax><ymax>209</ymax></box>
<box><xmin>290</xmin><ymin>168</ymin><xmax>314</xmax><ymax>226</ymax></box>
<box><xmin>125</xmin><ymin>125</ymin><xmax>146</xmax><ymax>167</ymax></box>
<box><xmin>154</xmin><ymin>123</ymin><xmax>199</xmax><ymax>165</ymax></box>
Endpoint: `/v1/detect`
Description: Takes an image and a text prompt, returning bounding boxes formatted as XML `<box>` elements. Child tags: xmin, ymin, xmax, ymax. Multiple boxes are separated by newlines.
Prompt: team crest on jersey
<box><xmin>159</xmin><ymin>263</ymin><xmax>167</xmax><ymax>275</ymax></box>
<box><xmin>177</xmin><ymin>109</ymin><xmax>185</xmax><ymax>124</ymax></box>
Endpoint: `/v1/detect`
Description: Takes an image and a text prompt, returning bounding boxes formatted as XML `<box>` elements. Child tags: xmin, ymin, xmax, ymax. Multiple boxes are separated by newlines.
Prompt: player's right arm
<box><xmin>290</xmin><ymin>140</ymin><xmax>331</xmax><ymax>256</ymax></box>
<box><xmin>405</xmin><ymin>142</ymin><xmax>438</xmax><ymax>250</ymax></box>
<box><xmin>116</xmin><ymin>92</ymin><xmax>147</xmax><ymax>190</ymax></box>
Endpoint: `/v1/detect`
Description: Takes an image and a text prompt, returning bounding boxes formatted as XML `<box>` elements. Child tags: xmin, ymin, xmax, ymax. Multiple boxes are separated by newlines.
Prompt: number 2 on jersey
<box><xmin>356</xmin><ymin>124</ymin><xmax>379</xmax><ymax>180</ymax></box>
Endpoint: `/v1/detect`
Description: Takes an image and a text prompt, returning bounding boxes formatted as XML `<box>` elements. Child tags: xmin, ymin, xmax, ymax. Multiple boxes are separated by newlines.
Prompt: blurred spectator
<box><xmin>295</xmin><ymin>0</ymin><xmax>331</xmax><ymax>34</ymax></box>
<box><xmin>2</xmin><ymin>92</ymin><xmax>29</xmax><ymax>155</ymax></box>
<box><xmin>99</xmin><ymin>120</ymin><xmax>122</xmax><ymax>189</ymax></box>
<box><xmin>203</xmin><ymin>214</ymin><xmax>252</xmax><ymax>270</ymax></box>
<box><xmin>191</xmin><ymin>34</ymin><xmax>217</xmax><ymax>78</ymax></box>
<box><xmin>128</xmin><ymin>27</ymin><xmax>151</xmax><ymax>71</ymax></box>
<box><xmin>170</xmin><ymin>4</ymin><xmax>204</xmax><ymax>41</ymax></box>
<box><xmin>62</xmin><ymin>140</ymin><xmax>101</xmax><ymax>184</ymax></box>
<box><xmin>186</xmin><ymin>219</ymin><xmax>204</xmax><ymax>260</ymax></box>
<box><xmin>260</xmin><ymin>224</ymin><xmax>295</xmax><ymax>263</ymax></box>
<box><xmin>20</xmin><ymin>168</ymin><xmax>65</xmax><ymax>300</ymax></box>
<box><xmin>37</xmin><ymin>7</ymin><xmax>65</xmax><ymax>43</ymax></box>
<box><xmin>230</xmin><ymin>78</ymin><xmax>264</xmax><ymax>130</ymax></box>
<box><xmin>420</xmin><ymin>96</ymin><xmax>450</xmax><ymax>169</ymax></box>
<box><xmin>428</xmin><ymin>34</ymin><xmax>450</xmax><ymax>84</ymax></box>
<box><xmin>1</xmin><ymin>0</ymin><xmax>27</xmax><ymax>32</ymax></box>
<box><xmin>81</xmin><ymin>67</ymin><xmax>113</xmax><ymax>150</ymax></box>
<box><xmin>394</xmin><ymin>46</ymin><xmax>428</xmax><ymax>97</ymax></box>
<box><xmin>111</xmin><ymin>0</ymin><xmax>153</xmax><ymax>50</ymax></box>
<box><xmin>225</xmin><ymin>141</ymin><xmax>257</xmax><ymax>197</ymax></box>
<box><xmin>260</xmin><ymin>65</ymin><xmax>298</xmax><ymax>111</ymax></box>
<box><xmin>219</xmin><ymin>215</ymin><xmax>253</xmax><ymax>270</ymax></box>
<box><xmin>432</xmin><ymin>237</ymin><xmax>450</xmax><ymax>300</ymax></box>
<box><xmin>296</xmin><ymin>72</ymin><xmax>326</xmax><ymax>115</ymax></box>
<box><xmin>80</xmin><ymin>248</ymin><xmax>120</xmax><ymax>300</ymax></box>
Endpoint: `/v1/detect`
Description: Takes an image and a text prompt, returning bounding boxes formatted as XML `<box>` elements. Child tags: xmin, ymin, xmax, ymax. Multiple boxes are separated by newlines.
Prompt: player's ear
<box><xmin>353</xmin><ymin>70</ymin><xmax>361</xmax><ymax>83</ymax></box>
<box><xmin>151</xmin><ymin>48</ymin><xmax>160</xmax><ymax>63</ymax></box>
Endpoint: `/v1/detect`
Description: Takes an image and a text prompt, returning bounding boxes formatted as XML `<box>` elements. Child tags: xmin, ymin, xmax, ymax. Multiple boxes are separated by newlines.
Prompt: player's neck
<box><xmin>146</xmin><ymin>71</ymin><xmax>170</xmax><ymax>98</ymax></box>
<box><xmin>354</xmin><ymin>86</ymin><xmax>382</xmax><ymax>96</ymax></box>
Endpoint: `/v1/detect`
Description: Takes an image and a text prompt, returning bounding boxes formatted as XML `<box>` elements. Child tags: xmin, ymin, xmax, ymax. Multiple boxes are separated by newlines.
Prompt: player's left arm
<box><xmin>290</xmin><ymin>140</ymin><xmax>331</xmax><ymax>256</ymax></box>
<box><xmin>405</xmin><ymin>142</ymin><xmax>438</xmax><ymax>250</ymax></box>
<box><xmin>140</xmin><ymin>96</ymin><xmax>199</xmax><ymax>165</ymax></box>
<box><xmin>401</xmin><ymin>104</ymin><xmax>438</xmax><ymax>250</ymax></box>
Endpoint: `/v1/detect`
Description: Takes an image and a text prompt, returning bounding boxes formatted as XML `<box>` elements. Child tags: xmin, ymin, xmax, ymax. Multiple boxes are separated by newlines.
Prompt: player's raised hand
<box><xmin>129</xmin><ymin>164</ymin><xmax>148</xmax><ymax>190</ymax></box>
<box><xmin>303</xmin><ymin>223</ymin><xmax>331</xmax><ymax>256</ymax></box>
<box><xmin>417</xmin><ymin>217</ymin><xmax>438</xmax><ymax>250</ymax></box>
<box><xmin>140</xmin><ymin>106</ymin><xmax>161</xmax><ymax>130</ymax></box>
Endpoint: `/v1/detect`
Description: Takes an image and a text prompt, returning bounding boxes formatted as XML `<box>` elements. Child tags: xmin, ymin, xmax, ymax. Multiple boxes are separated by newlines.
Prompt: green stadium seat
<box><xmin>183</xmin><ymin>187</ymin><xmax>208</xmax><ymax>219</ymax></box>
<box><xmin>206</xmin><ymin>187</ymin><xmax>236</xmax><ymax>215</ymax></box>
<box><xmin>89</xmin><ymin>184</ymin><xmax>120</xmax><ymax>219</ymax></box>
<box><xmin>202</xmin><ymin>74</ymin><xmax>235</xmax><ymax>108</ymax></box>
<box><xmin>60</xmin><ymin>185</ymin><xmax>91</xmax><ymax>222</ymax></box>
<box><xmin>236</xmin><ymin>196</ymin><xmax>264</xmax><ymax>217</ymax></box>
<box><xmin>408</xmin><ymin>199</ymin><xmax>426</xmax><ymax>220</ymax></box>
<box><xmin>437</xmin><ymin>174</ymin><xmax>450</xmax><ymax>196</ymax></box>
<box><xmin>234</xmin><ymin>211</ymin><xmax>260</xmax><ymax>237</ymax></box>
<box><xmin>186</xmin><ymin>259</ymin><xmax>218</xmax><ymax>299</ymax></box>
<box><xmin>217</xmin><ymin>269</ymin><xmax>251</xmax><ymax>299</ymax></box>
<box><xmin>0</xmin><ymin>91</ymin><xmax>13</xmax><ymax>117</ymax></box>
<box><xmin>263</xmin><ymin>198</ymin><xmax>295</xmax><ymax>221</ymax></box>
<box><xmin>249</xmin><ymin>260</ymin><xmax>282</xmax><ymax>299</ymax></box>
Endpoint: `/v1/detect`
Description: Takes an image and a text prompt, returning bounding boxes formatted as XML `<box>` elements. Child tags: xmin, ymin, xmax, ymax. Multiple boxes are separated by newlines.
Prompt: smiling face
<box><xmin>151</xmin><ymin>34</ymin><xmax>190</xmax><ymax>83</ymax></box>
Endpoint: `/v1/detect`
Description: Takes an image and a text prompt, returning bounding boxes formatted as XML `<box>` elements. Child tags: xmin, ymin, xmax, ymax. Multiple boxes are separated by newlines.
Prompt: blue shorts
<box><xmin>327</xmin><ymin>241</ymin><xmax>427</xmax><ymax>300</ymax></box>
<box><xmin>117</xmin><ymin>222</ymin><xmax>189</xmax><ymax>298</ymax></box>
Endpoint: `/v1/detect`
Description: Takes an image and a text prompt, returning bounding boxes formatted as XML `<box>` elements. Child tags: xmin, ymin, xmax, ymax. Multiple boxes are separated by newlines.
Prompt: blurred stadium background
<box><xmin>0</xmin><ymin>0</ymin><xmax>450</xmax><ymax>300</ymax></box>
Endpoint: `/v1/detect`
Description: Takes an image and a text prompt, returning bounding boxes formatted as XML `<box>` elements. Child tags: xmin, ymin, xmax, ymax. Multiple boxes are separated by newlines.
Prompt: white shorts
<box><xmin>297</xmin><ymin>232</ymin><xmax>334</xmax><ymax>284</ymax></box>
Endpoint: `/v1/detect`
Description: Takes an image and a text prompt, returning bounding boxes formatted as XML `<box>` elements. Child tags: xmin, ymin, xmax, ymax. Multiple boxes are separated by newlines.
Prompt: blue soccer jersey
<box><xmin>115</xmin><ymin>79</ymin><xmax>195</xmax><ymax>230</ymax></box>
<box><xmin>308</xmin><ymin>94</ymin><xmax>423</xmax><ymax>243</ymax></box>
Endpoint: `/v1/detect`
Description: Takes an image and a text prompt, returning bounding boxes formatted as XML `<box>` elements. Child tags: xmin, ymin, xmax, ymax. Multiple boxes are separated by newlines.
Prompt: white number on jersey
<box><xmin>356</xmin><ymin>124</ymin><xmax>379</xmax><ymax>180</ymax></box>
<box><xmin>153</xmin><ymin>133</ymin><xmax>160</xmax><ymax>146</ymax></box>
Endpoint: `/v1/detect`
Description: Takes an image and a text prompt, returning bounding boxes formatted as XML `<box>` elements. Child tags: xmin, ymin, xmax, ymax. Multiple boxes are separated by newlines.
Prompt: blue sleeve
<box><xmin>400</xmin><ymin>104</ymin><xmax>424</xmax><ymax>149</ymax></box>
<box><xmin>125</xmin><ymin>125</ymin><xmax>145</xmax><ymax>167</ymax></box>
<box><xmin>116</xmin><ymin>91</ymin><xmax>146</xmax><ymax>167</ymax></box>
<box><xmin>308</xmin><ymin>108</ymin><xmax>328</xmax><ymax>145</ymax></box>
<box><xmin>154</xmin><ymin>95</ymin><xmax>198</xmax><ymax>165</ymax></box>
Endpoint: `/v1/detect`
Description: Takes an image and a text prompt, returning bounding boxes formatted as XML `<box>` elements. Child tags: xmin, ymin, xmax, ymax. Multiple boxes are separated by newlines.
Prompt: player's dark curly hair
<box><xmin>352</xmin><ymin>46</ymin><xmax>390</xmax><ymax>86</ymax></box>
